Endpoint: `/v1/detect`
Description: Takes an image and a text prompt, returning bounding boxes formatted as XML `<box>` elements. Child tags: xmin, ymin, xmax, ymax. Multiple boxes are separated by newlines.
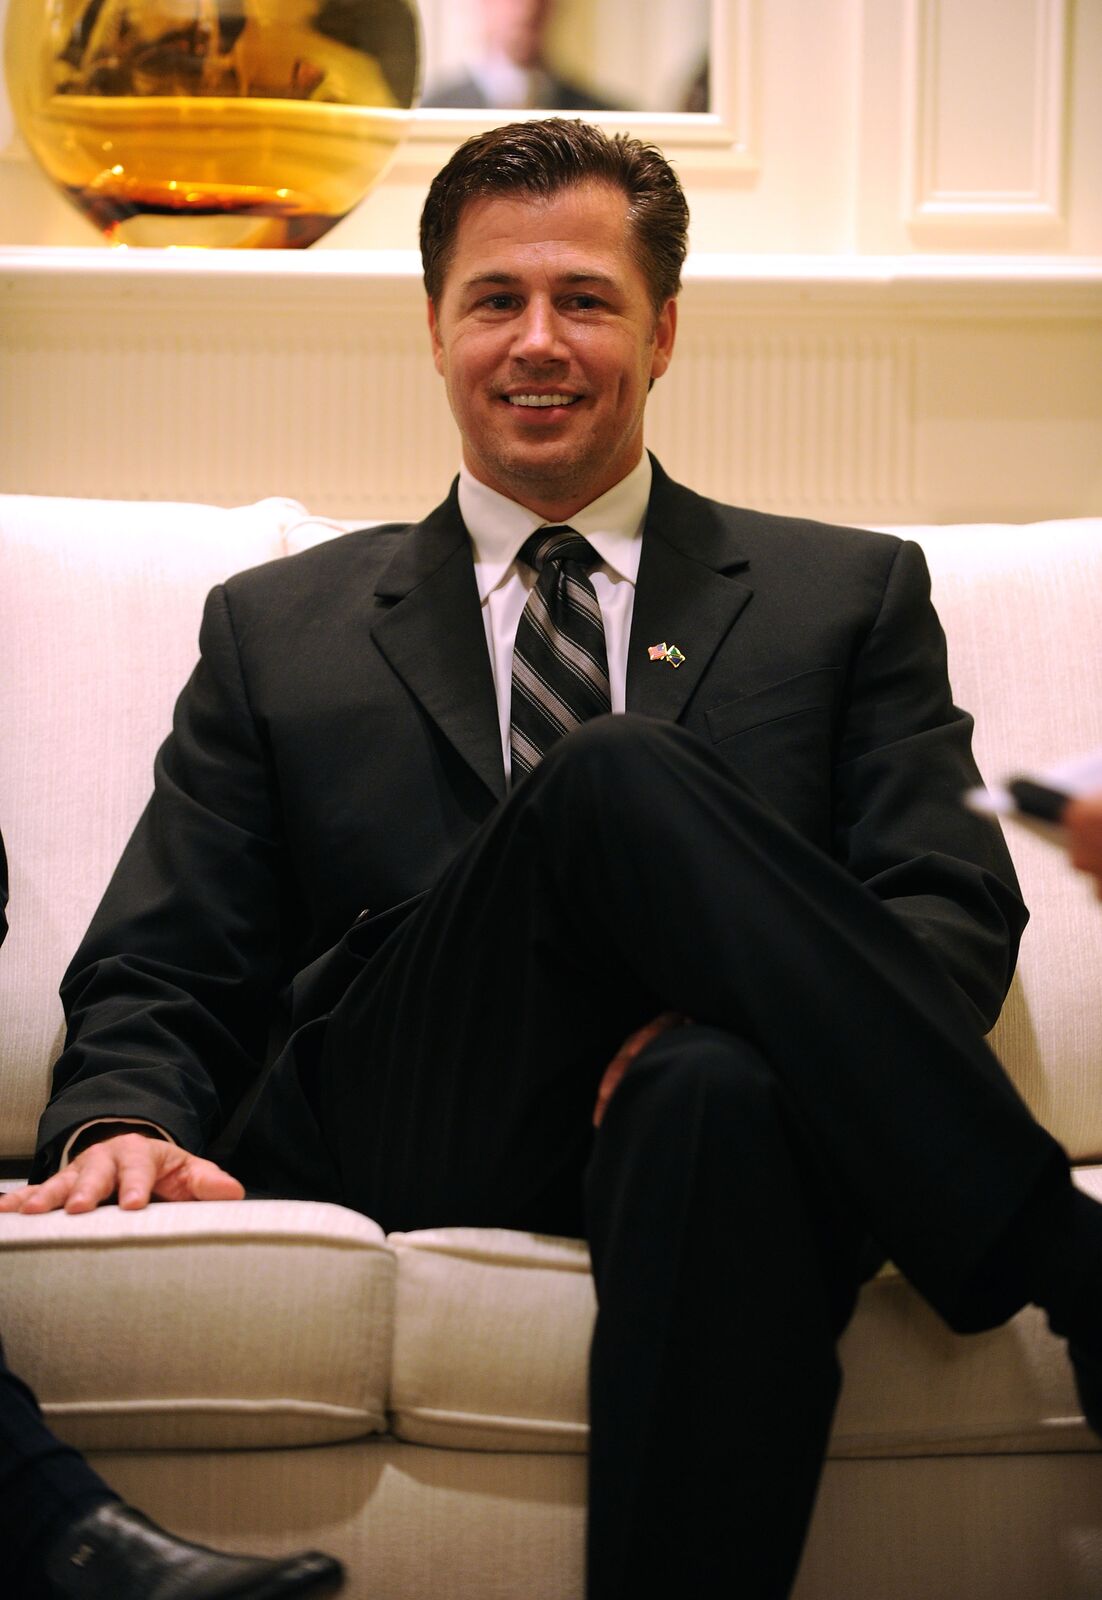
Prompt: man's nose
<box><xmin>511</xmin><ymin>300</ymin><xmax>566</xmax><ymax>363</ymax></box>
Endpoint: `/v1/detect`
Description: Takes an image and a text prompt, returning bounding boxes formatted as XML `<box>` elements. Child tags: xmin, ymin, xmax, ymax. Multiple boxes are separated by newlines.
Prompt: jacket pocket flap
<box><xmin>705</xmin><ymin>668</ymin><xmax>840</xmax><ymax>742</ymax></box>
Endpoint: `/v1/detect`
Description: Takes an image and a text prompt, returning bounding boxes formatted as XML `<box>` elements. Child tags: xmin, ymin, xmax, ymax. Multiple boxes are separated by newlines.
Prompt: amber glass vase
<box><xmin>4</xmin><ymin>0</ymin><xmax>421</xmax><ymax>246</ymax></box>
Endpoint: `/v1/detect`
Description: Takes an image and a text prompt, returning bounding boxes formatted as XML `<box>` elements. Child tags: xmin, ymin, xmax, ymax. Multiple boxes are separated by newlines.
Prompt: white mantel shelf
<box><xmin>3</xmin><ymin>247</ymin><xmax>1102</xmax><ymax>319</ymax></box>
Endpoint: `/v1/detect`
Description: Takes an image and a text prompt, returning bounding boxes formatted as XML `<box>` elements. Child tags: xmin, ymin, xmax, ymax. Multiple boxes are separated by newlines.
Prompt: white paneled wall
<box><xmin>903</xmin><ymin>0</ymin><xmax>1068</xmax><ymax>237</ymax></box>
<box><xmin>2</xmin><ymin>0</ymin><xmax>1100</xmax><ymax>254</ymax></box>
<box><xmin>1</xmin><ymin>0</ymin><xmax>1099</xmax><ymax>521</ymax></box>
<box><xmin>2</xmin><ymin>252</ymin><xmax>1098</xmax><ymax>523</ymax></box>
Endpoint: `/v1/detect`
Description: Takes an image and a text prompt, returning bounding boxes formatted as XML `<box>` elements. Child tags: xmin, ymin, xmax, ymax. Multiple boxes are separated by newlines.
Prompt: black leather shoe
<box><xmin>44</xmin><ymin>1500</ymin><xmax>344</xmax><ymax>1598</ymax></box>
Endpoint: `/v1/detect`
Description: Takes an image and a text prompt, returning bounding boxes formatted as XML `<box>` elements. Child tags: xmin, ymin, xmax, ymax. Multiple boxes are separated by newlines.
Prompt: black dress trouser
<box><xmin>255</xmin><ymin>716</ymin><xmax>1066</xmax><ymax>1599</ymax></box>
<box><xmin>0</xmin><ymin>1337</ymin><xmax>115</xmax><ymax>1596</ymax></box>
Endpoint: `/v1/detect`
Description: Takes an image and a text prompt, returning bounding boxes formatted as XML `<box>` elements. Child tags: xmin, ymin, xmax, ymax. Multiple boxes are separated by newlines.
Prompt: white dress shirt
<box><xmin>460</xmin><ymin>453</ymin><xmax>651</xmax><ymax>777</ymax></box>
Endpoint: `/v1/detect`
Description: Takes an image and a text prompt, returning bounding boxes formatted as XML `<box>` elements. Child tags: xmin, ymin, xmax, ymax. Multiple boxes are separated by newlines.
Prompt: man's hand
<box><xmin>594</xmin><ymin>1012</ymin><xmax>687</xmax><ymax>1128</ymax></box>
<box><xmin>1066</xmin><ymin>793</ymin><xmax>1102</xmax><ymax>898</ymax></box>
<box><xmin>0</xmin><ymin>1133</ymin><xmax>245</xmax><ymax>1215</ymax></box>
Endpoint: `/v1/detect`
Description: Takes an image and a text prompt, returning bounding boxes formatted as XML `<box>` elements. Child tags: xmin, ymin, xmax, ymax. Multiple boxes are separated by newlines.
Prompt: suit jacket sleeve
<box><xmin>33</xmin><ymin>583</ymin><xmax>296</xmax><ymax>1175</ymax></box>
<box><xmin>830</xmin><ymin>536</ymin><xmax>1025</xmax><ymax>1031</ymax></box>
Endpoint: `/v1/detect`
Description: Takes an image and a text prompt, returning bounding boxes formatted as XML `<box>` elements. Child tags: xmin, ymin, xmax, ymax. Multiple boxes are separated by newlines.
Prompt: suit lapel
<box><xmin>627</xmin><ymin>461</ymin><xmax>753</xmax><ymax>720</ymax></box>
<box><xmin>371</xmin><ymin>485</ymin><xmax>506</xmax><ymax>802</ymax></box>
<box><xmin>369</xmin><ymin>464</ymin><xmax>752</xmax><ymax>794</ymax></box>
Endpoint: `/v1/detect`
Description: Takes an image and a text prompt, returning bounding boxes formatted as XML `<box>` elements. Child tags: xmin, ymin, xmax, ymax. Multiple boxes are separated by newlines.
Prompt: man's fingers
<box><xmin>0</xmin><ymin>1134</ymin><xmax>244</xmax><ymax>1215</ymax></box>
<box><xmin>0</xmin><ymin>1169</ymin><xmax>80</xmax><ymax>1213</ymax></box>
<box><xmin>113</xmin><ymin>1139</ymin><xmax>245</xmax><ymax>1206</ymax></box>
<box><xmin>112</xmin><ymin>1136</ymin><xmax>172</xmax><ymax>1210</ymax></box>
<box><xmin>0</xmin><ymin>1151</ymin><xmax>122</xmax><ymax>1215</ymax></box>
<box><xmin>1066</xmin><ymin>796</ymin><xmax>1102</xmax><ymax>892</ymax></box>
<box><xmin>153</xmin><ymin>1154</ymin><xmax>245</xmax><ymax>1203</ymax></box>
<box><xmin>593</xmin><ymin>1011</ymin><xmax>686</xmax><ymax>1127</ymax></box>
<box><xmin>593</xmin><ymin>1062</ymin><xmax>626</xmax><ymax>1128</ymax></box>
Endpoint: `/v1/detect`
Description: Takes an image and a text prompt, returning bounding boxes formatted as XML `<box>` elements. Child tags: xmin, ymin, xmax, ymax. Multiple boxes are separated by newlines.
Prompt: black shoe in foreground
<box><xmin>44</xmin><ymin>1500</ymin><xmax>344</xmax><ymax>1599</ymax></box>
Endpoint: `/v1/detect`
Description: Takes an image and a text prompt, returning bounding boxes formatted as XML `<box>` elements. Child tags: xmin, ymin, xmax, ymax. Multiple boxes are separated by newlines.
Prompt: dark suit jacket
<box><xmin>34</xmin><ymin>459</ymin><xmax>1026</xmax><ymax>1185</ymax></box>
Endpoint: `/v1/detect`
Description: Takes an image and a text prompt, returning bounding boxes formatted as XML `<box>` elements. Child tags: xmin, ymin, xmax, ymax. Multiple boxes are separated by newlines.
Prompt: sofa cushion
<box><xmin>832</xmin><ymin>1165</ymin><xmax>1102</xmax><ymax>1460</ymax></box>
<box><xmin>386</xmin><ymin>1170</ymin><xmax>1102</xmax><ymax>1459</ymax></box>
<box><xmin>881</xmin><ymin>521</ymin><xmax>1102</xmax><ymax>1161</ymax></box>
<box><xmin>388</xmin><ymin>1228</ymin><xmax>595</xmax><ymax>1452</ymax></box>
<box><xmin>0</xmin><ymin>494</ymin><xmax>309</xmax><ymax>1160</ymax></box>
<box><xmin>0</xmin><ymin>1196</ymin><xmax>394</xmax><ymax>1450</ymax></box>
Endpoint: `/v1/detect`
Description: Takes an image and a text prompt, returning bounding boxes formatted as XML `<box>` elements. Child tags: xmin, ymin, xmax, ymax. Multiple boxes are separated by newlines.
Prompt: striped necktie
<box><xmin>510</xmin><ymin>525</ymin><xmax>612</xmax><ymax>780</ymax></box>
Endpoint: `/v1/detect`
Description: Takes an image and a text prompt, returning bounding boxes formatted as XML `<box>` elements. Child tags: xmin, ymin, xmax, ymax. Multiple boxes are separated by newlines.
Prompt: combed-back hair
<box><xmin>420</xmin><ymin>118</ymin><xmax>689</xmax><ymax>315</ymax></box>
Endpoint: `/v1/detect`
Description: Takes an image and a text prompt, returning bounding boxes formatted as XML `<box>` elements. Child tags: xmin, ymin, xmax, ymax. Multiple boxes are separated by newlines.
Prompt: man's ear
<box><xmin>650</xmin><ymin>298</ymin><xmax>677</xmax><ymax>384</ymax></box>
<box><xmin>427</xmin><ymin>298</ymin><xmax>445</xmax><ymax>375</ymax></box>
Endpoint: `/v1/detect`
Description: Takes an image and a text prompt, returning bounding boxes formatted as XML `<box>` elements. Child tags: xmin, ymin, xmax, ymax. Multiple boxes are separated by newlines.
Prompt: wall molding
<box><xmin>400</xmin><ymin>0</ymin><xmax>759</xmax><ymax>182</ymax></box>
<box><xmin>904</xmin><ymin>0</ymin><xmax>1068</xmax><ymax>236</ymax></box>
<box><xmin>2</xmin><ymin>249</ymin><xmax>1100</xmax><ymax>526</ymax></box>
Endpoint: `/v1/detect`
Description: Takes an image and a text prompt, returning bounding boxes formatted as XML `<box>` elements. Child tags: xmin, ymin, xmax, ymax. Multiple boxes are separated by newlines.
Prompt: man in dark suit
<box><xmin>422</xmin><ymin>0</ymin><xmax>622</xmax><ymax>111</ymax></box>
<box><xmin>6</xmin><ymin>120</ymin><xmax>1102</xmax><ymax>1598</ymax></box>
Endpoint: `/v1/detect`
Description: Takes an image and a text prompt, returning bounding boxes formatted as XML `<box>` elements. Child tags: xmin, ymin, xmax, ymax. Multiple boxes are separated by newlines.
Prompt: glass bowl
<box><xmin>4</xmin><ymin>0</ymin><xmax>421</xmax><ymax>246</ymax></box>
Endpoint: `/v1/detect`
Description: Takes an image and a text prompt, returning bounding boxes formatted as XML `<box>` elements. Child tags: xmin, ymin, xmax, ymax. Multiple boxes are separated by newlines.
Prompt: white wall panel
<box><xmin>647</xmin><ymin>324</ymin><xmax>916</xmax><ymax>518</ymax></box>
<box><xmin>3</xmin><ymin>252</ymin><xmax>1098</xmax><ymax>525</ymax></box>
<box><xmin>903</xmin><ymin>0</ymin><xmax>1068</xmax><ymax>234</ymax></box>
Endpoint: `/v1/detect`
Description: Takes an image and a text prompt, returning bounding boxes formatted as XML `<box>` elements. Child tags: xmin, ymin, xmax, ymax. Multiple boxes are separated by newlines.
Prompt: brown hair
<box><xmin>420</xmin><ymin>118</ymin><xmax>689</xmax><ymax>315</ymax></box>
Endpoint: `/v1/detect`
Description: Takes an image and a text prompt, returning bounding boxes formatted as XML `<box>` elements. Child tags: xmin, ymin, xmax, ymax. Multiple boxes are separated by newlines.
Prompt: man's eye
<box><xmin>568</xmin><ymin>295</ymin><xmax>602</xmax><ymax>310</ymax></box>
<box><xmin>481</xmin><ymin>294</ymin><xmax>516</xmax><ymax>311</ymax></box>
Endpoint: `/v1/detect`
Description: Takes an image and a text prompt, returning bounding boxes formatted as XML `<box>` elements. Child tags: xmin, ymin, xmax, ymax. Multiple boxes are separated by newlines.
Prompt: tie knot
<box><xmin>518</xmin><ymin>526</ymin><xmax>600</xmax><ymax>575</ymax></box>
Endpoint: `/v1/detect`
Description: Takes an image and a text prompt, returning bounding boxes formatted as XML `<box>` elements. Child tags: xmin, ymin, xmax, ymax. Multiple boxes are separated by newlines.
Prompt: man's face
<box><xmin>428</xmin><ymin>181</ymin><xmax>676</xmax><ymax>522</ymax></box>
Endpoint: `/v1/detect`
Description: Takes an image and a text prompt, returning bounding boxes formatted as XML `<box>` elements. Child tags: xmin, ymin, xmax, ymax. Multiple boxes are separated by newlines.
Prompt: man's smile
<box><xmin>504</xmin><ymin>393</ymin><xmax>582</xmax><ymax>408</ymax></box>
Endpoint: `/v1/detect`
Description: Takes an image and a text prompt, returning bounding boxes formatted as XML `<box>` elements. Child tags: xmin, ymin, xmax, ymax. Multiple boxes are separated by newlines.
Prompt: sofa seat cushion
<box><xmin>0</xmin><ymin>1198</ymin><xmax>394</xmax><ymax>1450</ymax></box>
<box><xmin>387</xmin><ymin>1228</ymin><xmax>596</xmax><ymax>1452</ymax></box>
<box><xmin>833</xmin><ymin>1281</ymin><xmax>1093</xmax><ymax>1459</ymax></box>
<box><xmin>387</xmin><ymin>1176</ymin><xmax>1102</xmax><ymax>1458</ymax></box>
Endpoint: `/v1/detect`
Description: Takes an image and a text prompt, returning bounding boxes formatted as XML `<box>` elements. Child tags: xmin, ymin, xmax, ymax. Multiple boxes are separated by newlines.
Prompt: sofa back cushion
<box><xmin>1</xmin><ymin>501</ymin><xmax>1100</xmax><ymax>1166</ymax></box>
<box><xmin>0</xmin><ymin>495</ymin><xmax>313</xmax><ymax>1160</ymax></box>
<box><xmin>887</xmin><ymin>520</ymin><xmax>1102</xmax><ymax>1162</ymax></box>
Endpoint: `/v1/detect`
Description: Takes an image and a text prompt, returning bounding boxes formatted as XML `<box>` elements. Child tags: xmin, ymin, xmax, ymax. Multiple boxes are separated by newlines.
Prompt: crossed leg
<box><xmin>301</xmin><ymin>717</ymin><xmax>1058</xmax><ymax>1296</ymax></box>
<box><xmin>248</xmin><ymin>715</ymin><xmax>1078</xmax><ymax>1597</ymax></box>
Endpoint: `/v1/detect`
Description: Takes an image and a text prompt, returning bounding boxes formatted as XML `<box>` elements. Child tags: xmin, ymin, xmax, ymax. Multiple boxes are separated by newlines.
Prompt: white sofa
<box><xmin>2</xmin><ymin>493</ymin><xmax>1102</xmax><ymax>1600</ymax></box>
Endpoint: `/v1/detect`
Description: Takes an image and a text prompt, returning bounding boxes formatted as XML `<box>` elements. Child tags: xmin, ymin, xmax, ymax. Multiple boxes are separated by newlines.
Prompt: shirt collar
<box><xmin>461</xmin><ymin>454</ymin><xmax>652</xmax><ymax>602</ymax></box>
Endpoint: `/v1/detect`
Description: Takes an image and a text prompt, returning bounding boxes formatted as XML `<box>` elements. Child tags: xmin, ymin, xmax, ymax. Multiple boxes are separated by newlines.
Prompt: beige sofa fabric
<box><xmin>897</xmin><ymin>521</ymin><xmax>1102</xmax><ymax>1160</ymax></box>
<box><xmin>386</xmin><ymin>1176</ymin><xmax>1102</xmax><ymax>1464</ymax></box>
<box><xmin>4</xmin><ymin>1194</ymin><xmax>1096</xmax><ymax>1468</ymax></box>
<box><xmin>0</xmin><ymin>494</ymin><xmax>309</xmax><ymax>1158</ymax></box>
<box><xmin>388</xmin><ymin>1228</ymin><xmax>595</xmax><ymax>1452</ymax></box>
<box><xmin>69</xmin><ymin>1438</ymin><xmax>1102</xmax><ymax>1600</ymax></box>
<box><xmin>0</xmin><ymin>1198</ymin><xmax>394</xmax><ymax>1450</ymax></box>
<box><xmin>91</xmin><ymin>1439</ymin><xmax>589</xmax><ymax>1600</ymax></box>
<box><xmin>85</xmin><ymin>1442</ymin><xmax>1102</xmax><ymax>1600</ymax></box>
